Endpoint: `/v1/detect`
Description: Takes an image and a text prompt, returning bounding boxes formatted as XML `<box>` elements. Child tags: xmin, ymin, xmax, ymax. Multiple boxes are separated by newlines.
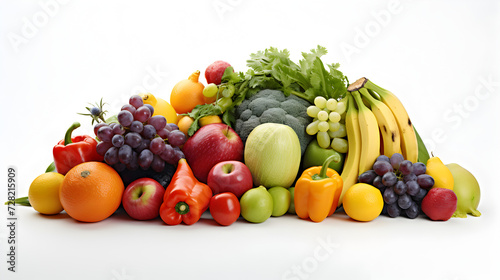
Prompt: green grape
<box><xmin>306</xmin><ymin>120</ymin><xmax>319</xmax><ymax>135</ymax></box>
<box><xmin>318</xmin><ymin>121</ymin><xmax>329</xmax><ymax>132</ymax></box>
<box><xmin>217</xmin><ymin>97</ymin><xmax>233</xmax><ymax>112</ymax></box>
<box><xmin>221</xmin><ymin>84</ymin><xmax>235</xmax><ymax>98</ymax></box>
<box><xmin>317</xmin><ymin>131</ymin><xmax>330</xmax><ymax>149</ymax></box>
<box><xmin>328</xmin><ymin>123</ymin><xmax>346</xmax><ymax>138</ymax></box>
<box><xmin>326</xmin><ymin>98</ymin><xmax>338</xmax><ymax>111</ymax></box>
<box><xmin>307</xmin><ymin>106</ymin><xmax>321</xmax><ymax>118</ymax></box>
<box><xmin>329</xmin><ymin>112</ymin><xmax>341</xmax><ymax>123</ymax></box>
<box><xmin>331</xmin><ymin>137</ymin><xmax>348</xmax><ymax>153</ymax></box>
<box><xmin>317</xmin><ymin>110</ymin><xmax>329</xmax><ymax>121</ymax></box>
<box><xmin>329</xmin><ymin>122</ymin><xmax>340</xmax><ymax>132</ymax></box>
<box><xmin>334</xmin><ymin>101</ymin><xmax>346</xmax><ymax>115</ymax></box>
<box><xmin>314</xmin><ymin>96</ymin><xmax>327</xmax><ymax>109</ymax></box>
<box><xmin>203</xmin><ymin>83</ymin><xmax>218</xmax><ymax>98</ymax></box>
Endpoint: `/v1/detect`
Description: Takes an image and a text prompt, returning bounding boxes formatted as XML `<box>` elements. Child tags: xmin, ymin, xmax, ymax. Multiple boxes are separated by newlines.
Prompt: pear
<box><xmin>446</xmin><ymin>163</ymin><xmax>481</xmax><ymax>218</ymax></box>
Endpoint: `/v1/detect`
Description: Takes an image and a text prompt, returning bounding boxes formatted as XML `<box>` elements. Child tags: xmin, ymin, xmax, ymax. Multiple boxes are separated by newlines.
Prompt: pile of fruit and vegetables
<box><xmin>7</xmin><ymin>46</ymin><xmax>482</xmax><ymax>225</ymax></box>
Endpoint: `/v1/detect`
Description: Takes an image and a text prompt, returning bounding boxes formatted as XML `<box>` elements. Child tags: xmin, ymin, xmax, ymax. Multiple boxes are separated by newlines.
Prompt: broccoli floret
<box><xmin>234</xmin><ymin>89</ymin><xmax>313</xmax><ymax>155</ymax></box>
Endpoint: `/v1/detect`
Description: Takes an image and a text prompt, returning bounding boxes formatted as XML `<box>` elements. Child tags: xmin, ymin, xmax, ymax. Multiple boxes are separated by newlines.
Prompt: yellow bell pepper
<box><xmin>294</xmin><ymin>155</ymin><xmax>343</xmax><ymax>222</ymax></box>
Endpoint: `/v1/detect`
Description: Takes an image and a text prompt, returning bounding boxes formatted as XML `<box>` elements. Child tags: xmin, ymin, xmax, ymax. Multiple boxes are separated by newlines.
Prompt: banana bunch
<box><xmin>337</xmin><ymin>77</ymin><xmax>418</xmax><ymax>207</ymax></box>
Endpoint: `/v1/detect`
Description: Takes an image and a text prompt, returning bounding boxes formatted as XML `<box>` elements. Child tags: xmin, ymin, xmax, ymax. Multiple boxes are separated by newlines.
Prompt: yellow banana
<box><xmin>352</xmin><ymin>91</ymin><xmax>380</xmax><ymax>176</ymax></box>
<box><xmin>339</xmin><ymin>94</ymin><xmax>362</xmax><ymax>207</ymax></box>
<box><xmin>359</xmin><ymin>88</ymin><xmax>400</xmax><ymax>158</ymax></box>
<box><xmin>364</xmin><ymin>80</ymin><xmax>418</xmax><ymax>162</ymax></box>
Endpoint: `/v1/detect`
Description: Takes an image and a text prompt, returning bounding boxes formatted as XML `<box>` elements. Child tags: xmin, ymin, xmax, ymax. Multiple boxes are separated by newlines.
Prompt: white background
<box><xmin>1</xmin><ymin>0</ymin><xmax>499</xmax><ymax>279</ymax></box>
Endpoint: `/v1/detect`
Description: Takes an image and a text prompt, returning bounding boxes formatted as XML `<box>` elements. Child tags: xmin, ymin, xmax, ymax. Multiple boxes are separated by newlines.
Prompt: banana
<box><xmin>364</xmin><ymin>80</ymin><xmax>418</xmax><ymax>163</ymax></box>
<box><xmin>338</xmin><ymin>94</ymin><xmax>362</xmax><ymax>207</ymax></box>
<box><xmin>359</xmin><ymin>88</ymin><xmax>400</xmax><ymax>158</ymax></box>
<box><xmin>352</xmin><ymin>90</ymin><xmax>380</xmax><ymax>176</ymax></box>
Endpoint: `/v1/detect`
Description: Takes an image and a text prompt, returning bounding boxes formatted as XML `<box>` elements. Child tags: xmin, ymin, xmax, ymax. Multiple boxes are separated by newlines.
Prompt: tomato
<box><xmin>209</xmin><ymin>193</ymin><xmax>241</xmax><ymax>226</ymax></box>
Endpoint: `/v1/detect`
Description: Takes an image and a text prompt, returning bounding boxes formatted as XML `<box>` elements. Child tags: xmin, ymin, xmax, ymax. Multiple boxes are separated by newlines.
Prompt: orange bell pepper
<box><xmin>294</xmin><ymin>154</ymin><xmax>343</xmax><ymax>222</ymax></box>
<box><xmin>159</xmin><ymin>158</ymin><xmax>212</xmax><ymax>225</ymax></box>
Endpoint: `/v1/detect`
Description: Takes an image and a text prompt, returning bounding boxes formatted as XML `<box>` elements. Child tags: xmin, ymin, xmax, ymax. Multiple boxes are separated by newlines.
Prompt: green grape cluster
<box><xmin>306</xmin><ymin>96</ymin><xmax>348</xmax><ymax>153</ymax></box>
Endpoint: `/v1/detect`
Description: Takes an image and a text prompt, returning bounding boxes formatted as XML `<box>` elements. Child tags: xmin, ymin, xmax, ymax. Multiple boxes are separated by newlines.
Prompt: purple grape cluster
<box><xmin>94</xmin><ymin>95</ymin><xmax>186</xmax><ymax>172</ymax></box>
<box><xmin>358</xmin><ymin>153</ymin><xmax>435</xmax><ymax>219</ymax></box>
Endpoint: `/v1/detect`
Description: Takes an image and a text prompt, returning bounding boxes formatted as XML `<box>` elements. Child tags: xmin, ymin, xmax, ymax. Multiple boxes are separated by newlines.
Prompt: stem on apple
<box><xmin>175</xmin><ymin>201</ymin><xmax>190</xmax><ymax>215</ymax></box>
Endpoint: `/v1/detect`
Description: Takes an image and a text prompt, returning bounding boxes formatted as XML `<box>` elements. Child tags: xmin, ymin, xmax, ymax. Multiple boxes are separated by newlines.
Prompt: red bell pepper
<box><xmin>53</xmin><ymin>122</ymin><xmax>104</xmax><ymax>175</ymax></box>
<box><xmin>160</xmin><ymin>158</ymin><xmax>213</xmax><ymax>225</ymax></box>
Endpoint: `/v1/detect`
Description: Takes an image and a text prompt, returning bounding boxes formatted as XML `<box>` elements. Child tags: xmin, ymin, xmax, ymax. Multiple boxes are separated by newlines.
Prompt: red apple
<box><xmin>207</xmin><ymin>161</ymin><xmax>253</xmax><ymax>198</ymax></box>
<box><xmin>122</xmin><ymin>178</ymin><xmax>165</xmax><ymax>220</ymax></box>
<box><xmin>182</xmin><ymin>123</ymin><xmax>244</xmax><ymax>183</ymax></box>
<box><xmin>205</xmin><ymin>60</ymin><xmax>231</xmax><ymax>85</ymax></box>
<box><xmin>421</xmin><ymin>188</ymin><xmax>457</xmax><ymax>221</ymax></box>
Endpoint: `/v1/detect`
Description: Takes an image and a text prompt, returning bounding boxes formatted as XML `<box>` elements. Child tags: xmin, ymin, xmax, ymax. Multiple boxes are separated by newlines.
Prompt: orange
<box><xmin>170</xmin><ymin>70</ymin><xmax>215</xmax><ymax>114</ymax></box>
<box><xmin>178</xmin><ymin>115</ymin><xmax>194</xmax><ymax>136</ymax></box>
<box><xmin>60</xmin><ymin>162</ymin><xmax>124</xmax><ymax>222</ymax></box>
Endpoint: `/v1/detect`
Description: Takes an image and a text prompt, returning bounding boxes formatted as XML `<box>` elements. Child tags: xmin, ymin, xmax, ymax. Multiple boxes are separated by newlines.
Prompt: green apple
<box><xmin>287</xmin><ymin>187</ymin><xmax>296</xmax><ymax>214</ymax></box>
<box><xmin>446</xmin><ymin>163</ymin><xmax>481</xmax><ymax>218</ymax></box>
<box><xmin>240</xmin><ymin>186</ymin><xmax>273</xmax><ymax>223</ymax></box>
<box><xmin>268</xmin><ymin>186</ymin><xmax>291</xmax><ymax>217</ymax></box>
<box><xmin>302</xmin><ymin>140</ymin><xmax>345</xmax><ymax>173</ymax></box>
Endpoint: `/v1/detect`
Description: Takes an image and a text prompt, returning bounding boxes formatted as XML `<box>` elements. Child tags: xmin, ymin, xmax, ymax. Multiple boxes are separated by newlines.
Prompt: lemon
<box><xmin>343</xmin><ymin>183</ymin><xmax>383</xmax><ymax>222</ymax></box>
<box><xmin>28</xmin><ymin>172</ymin><xmax>65</xmax><ymax>215</ymax></box>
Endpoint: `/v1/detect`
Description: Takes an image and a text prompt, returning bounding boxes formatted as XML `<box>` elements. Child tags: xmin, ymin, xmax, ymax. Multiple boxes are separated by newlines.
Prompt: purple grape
<box><xmin>159</xmin><ymin>144</ymin><xmax>175</xmax><ymax>164</ymax></box>
<box><xmin>144</xmin><ymin>104</ymin><xmax>154</xmax><ymax>115</ymax></box>
<box><xmin>148</xmin><ymin>115</ymin><xmax>167</xmax><ymax>131</ymax></box>
<box><xmin>118</xmin><ymin>110</ymin><xmax>134</xmax><ymax>127</ymax></box>
<box><xmin>386</xmin><ymin>203</ymin><xmax>401</xmax><ymax>218</ymax></box>
<box><xmin>127</xmin><ymin>151</ymin><xmax>139</xmax><ymax>171</ymax></box>
<box><xmin>97</xmin><ymin>125</ymin><xmax>113</xmax><ymax>142</ymax></box>
<box><xmin>124</xmin><ymin>132</ymin><xmax>142</xmax><ymax>149</ymax></box>
<box><xmin>118</xmin><ymin>144</ymin><xmax>133</xmax><ymax>164</ymax></box>
<box><xmin>112</xmin><ymin>134</ymin><xmax>124</xmax><ymax>148</ymax></box>
<box><xmin>383</xmin><ymin>187</ymin><xmax>397</xmax><ymax>204</ymax></box>
<box><xmin>93</xmin><ymin>123</ymin><xmax>107</xmax><ymax>136</ymax></box>
<box><xmin>417</xmin><ymin>174</ymin><xmax>434</xmax><ymax>189</ymax></box>
<box><xmin>157</xmin><ymin>128</ymin><xmax>170</xmax><ymax>139</ymax></box>
<box><xmin>150</xmin><ymin>137</ymin><xmax>166</xmax><ymax>155</ymax></box>
<box><xmin>104</xmin><ymin>147</ymin><xmax>119</xmax><ymax>165</ymax></box>
<box><xmin>382</xmin><ymin>172</ymin><xmax>398</xmax><ymax>187</ymax></box>
<box><xmin>168</xmin><ymin>130</ymin><xmax>187</xmax><ymax>147</ymax></box>
<box><xmin>373</xmin><ymin>161</ymin><xmax>393</xmax><ymax>176</ymax></box>
<box><xmin>389</xmin><ymin>153</ymin><xmax>404</xmax><ymax>169</ymax></box>
<box><xmin>403</xmin><ymin>173</ymin><xmax>417</xmax><ymax>183</ymax></box>
<box><xmin>138</xmin><ymin>149</ymin><xmax>154</xmax><ymax>170</ymax></box>
<box><xmin>96</xmin><ymin>141</ymin><xmax>113</xmax><ymax>156</ymax></box>
<box><xmin>413</xmin><ymin>188</ymin><xmax>428</xmax><ymax>202</ymax></box>
<box><xmin>358</xmin><ymin>170</ymin><xmax>378</xmax><ymax>184</ymax></box>
<box><xmin>129</xmin><ymin>95</ymin><xmax>144</xmax><ymax>109</ymax></box>
<box><xmin>130</xmin><ymin>120</ymin><xmax>144</xmax><ymax>133</ymax></box>
<box><xmin>134</xmin><ymin>106</ymin><xmax>152</xmax><ymax>123</ymax></box>
<box><xmin>405</xmin><ymin>202</ymin><xmax>419</xmax><ymax>219</ymax></box>
<box><xmin>135</xmin><ymin>139</ymin><xmax>151</xmax><ymax>153</ymax></box>
<box><xmin>394</xmin><ymin>180</ymin><xmax>407</xmax><ymax>195</ymax></box>
<box><xmin>142</xmin><ymin>124</ymin><xmax>157</xmax><ymax>140</ymax></box>
<box><xmin>173</xmin><ymin>148</ymin><xmax>185</xmax><ymax>162</ymax></box>
<box><xmin>376</xmin><ymin>155</ymin><xmax>390</xmax><ymax>162</ymax></box>
<box><xmin>413</xmin><ymin>162</ymin><xmax>427</xmax><ymax>175</ymax></box>
<box><xmin>112</xmin><ymin>123</ymin><xmax>125</xmax><ymax>135</ymax></box>
<box><xmin>399</xmin><ymin>160</ymin><xmax>413</xmax><ymax>175</ymax></box>
<box><xmin>372</xmin><ymin>176</ymin><xmax>385</xmax><ymax>190</ymax></box>
<box><xmin>151</xmin><ymin>155</ymin><xmax>165</xmax><ymax>172</ymax></box>
<box><xmin>167</xmin><ymin>123</ymin><xmax>179</xmax><ymax>131</ymax></box>
<box><xmin>406</xmin><ymin>181</ymin><xmax>420</xmax><ymax>196</ymax></box>
<box><xmin>121</xmin><ymin>104</ymin><xmax>136</xmax><ymax>114</ymax></box>
<box><xmin>397</xmin><ymin>193</ymin><xmax>412</xmax><ymax>209</ymax></box>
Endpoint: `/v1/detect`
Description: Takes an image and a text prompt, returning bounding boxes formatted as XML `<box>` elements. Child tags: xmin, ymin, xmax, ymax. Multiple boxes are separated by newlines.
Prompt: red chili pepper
<box><xmin>160</xmin><ymin>158</ymin><xmax>213</xmax><ymax>225</ymax></box>
<box><xmin>53</xmin><ymin>122</ymin><xmax>104</xmax><ymax>175</ymax></box>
